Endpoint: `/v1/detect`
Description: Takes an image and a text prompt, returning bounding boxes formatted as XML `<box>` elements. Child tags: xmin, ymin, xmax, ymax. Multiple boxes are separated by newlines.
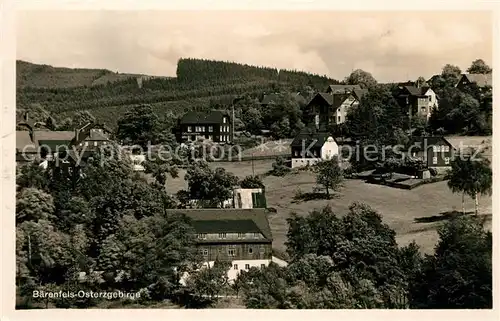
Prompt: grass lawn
<box><xmin>165</xmin><ymin>135</ymin><xmax>492</xmax><ymax>255</ymax></box>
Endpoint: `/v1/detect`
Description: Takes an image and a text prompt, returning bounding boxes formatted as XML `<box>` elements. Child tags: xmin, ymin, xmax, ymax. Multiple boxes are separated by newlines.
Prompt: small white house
<box><xmin>233</xmin><ymin>188</ymin><xmax>266</xmax><ymax>209</ymax></box>
<box><xmin>290</xmin><ymin>131</ymin><xmax>339</xmax><ymax>169</ymax></box>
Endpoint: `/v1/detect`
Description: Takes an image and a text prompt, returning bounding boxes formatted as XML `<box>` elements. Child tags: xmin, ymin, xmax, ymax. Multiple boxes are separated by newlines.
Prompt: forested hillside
<box><xmin>16</xmin><ymin>58</ymin><xmax>338</xmax><ymax>127</ymax></box>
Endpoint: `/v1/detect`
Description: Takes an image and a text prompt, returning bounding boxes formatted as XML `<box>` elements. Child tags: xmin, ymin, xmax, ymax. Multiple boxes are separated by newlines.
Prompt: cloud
<box><xmin>16</xmin><ymin>11</ymin><xmax>492</xmax><ymax>82</ymax></box>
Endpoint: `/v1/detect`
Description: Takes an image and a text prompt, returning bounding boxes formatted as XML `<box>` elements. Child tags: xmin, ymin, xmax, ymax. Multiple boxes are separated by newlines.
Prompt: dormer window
<box><xmin>218</xmin><ymin>233</ymin><xmax>227</xmax><ymax>239</ymax></box>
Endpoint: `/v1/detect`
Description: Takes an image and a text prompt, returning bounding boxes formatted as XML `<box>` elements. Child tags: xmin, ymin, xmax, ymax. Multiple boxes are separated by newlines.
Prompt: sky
<box><xmin>16</xmin><ymin>10</ymin><xmax>493</xmax><ymax>83</ymax></box>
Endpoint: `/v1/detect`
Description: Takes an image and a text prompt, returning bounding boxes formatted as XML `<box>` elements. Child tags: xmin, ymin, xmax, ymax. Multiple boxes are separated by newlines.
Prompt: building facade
<box><xmin>175</xmin><ymin>111</ymin><xmax>232</xmax><ymax>144</ymax></box>
<box><xmin>170</xmin><ymin>209</ymin><xmax>274</xmax><ymax>282</ymax></box>
<box><xmin>406</xmin><ymin>136</ymin><xmax>454</xmax><ymax>169</ymax></box>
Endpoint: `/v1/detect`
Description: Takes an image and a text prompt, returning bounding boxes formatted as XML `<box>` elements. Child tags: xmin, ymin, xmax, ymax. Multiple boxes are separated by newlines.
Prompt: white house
<box><xmin>233</xmin><ymin>188</ymin><xmax>266</xmax><ymax>209</ymax></box>
<box><xmin>290</xmin><ymin>130</ymin><xmax>339</xmax><ymax>169</ymax></box>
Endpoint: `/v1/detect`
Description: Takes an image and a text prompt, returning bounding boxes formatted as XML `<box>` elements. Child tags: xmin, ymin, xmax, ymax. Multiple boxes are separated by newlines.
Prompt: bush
<box><xmin>269</xmin><ymin>156</ymin><xmax>291</xmax><ymax>176</ymax></box>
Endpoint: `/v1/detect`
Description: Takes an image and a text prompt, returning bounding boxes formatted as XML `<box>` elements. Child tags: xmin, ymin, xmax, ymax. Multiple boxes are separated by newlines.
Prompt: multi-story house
<box><xmin>304</xmin><ymin>89</ymin><xmax>367</xmax><ymax>128</ymax></box>
<box><xmin>290</xmin><ymin>128</ymin><xmax>339</xmax><ymax>168</ymax></box>
<box><xmin>171</xmin><ymin>208</ymin><xmax>275</xmax><ymax>281</ymax></box>
<box><xmin>393</xmin><ymin>85</ymin><xmax>438</xmax><ymax>120</ymax></box>
<box><xmin>176</xmin><ymin>111</ymin><xmax>232</xmax><ymax>144</ymax></box>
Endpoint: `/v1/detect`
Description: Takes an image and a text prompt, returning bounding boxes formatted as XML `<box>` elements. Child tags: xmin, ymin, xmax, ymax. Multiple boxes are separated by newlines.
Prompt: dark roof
<box><xmin>407</xmin><ymin>136</ymin><xmax>453</xmax><ymax>151</ymax></box>
<box><xmin>180</xmin><ymin>110</ymin><xmax>229</xmax><ymax>124</ymax></box>
<box><xmin>352</xmin><ymin>89</ymin><xmax>368</xmax><ymax>101</ymax></box>
<box><xmin>460</xmin><ymin>74</ymin><xmax>492</xmax><ymax>87</ymax></box>
<box><xmin>191</xmin><ymin>219</ymin><xmax>261</xmax><ymax>234</ymax></box>
<box><xmin>332</xmin><ymin>93</ymin><xmax>352</xmax><ymax>108</ymax></box>
<box><xmin>327</xmin><ymin>84</ymin><xmax>362</xmax><ymax>93</ymax></box>
<box><xmin>167</xmin><ymin>208</ymin><xmax>272</xmax><ymax>241</ymax></box>
<box><xmin>291</xmin><ymin>129</ymin><xmax>337</xmax><ymax>148</ymax></box>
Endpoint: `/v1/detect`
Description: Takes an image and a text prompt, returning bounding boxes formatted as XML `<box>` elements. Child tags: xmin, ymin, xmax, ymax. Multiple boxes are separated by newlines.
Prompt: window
<box><xmin>237</xmin><ymin>233</ymin><xmax>245</xmax><ymax>239</ymax></box>
<box><xmin>221</xmin><ymin>136</ymin><xmax>225</xmax><ymax>142</ymax></box>
<box><xmin>227</xmin><ymin>248</ymin><xmax>236</xmax><ymax>256</ymax></box>
<box><xmin>253</xmin><ymin>233</ymin><xmax>260</xmax><ymax>239</ymax></box>
<box><xmin>223</xmin><ymin>117</ymin><xmax>227</xmax><ymax>124</ymax></box>
<box><xmin>428</xmin><ymin>96</ymin><xmax>432</xmax><ymax>102</ymax></box>
<box><xmin>208</xmin><ymin>126</ymin><xmax>213</xmax><ymax>132</ymax></box>
<box><xmin>444</xmin><ymin>146</ymin><xmax>450</xmax><ymax>152</ymax></box>
<box><xmin>94</xmin><ymin>141</ymin><xmax>98</xmax><ymax>146</ymax></box>
<box><xmin>432</xmin><ymin>146</ymin><xmax>437</xmax><ymax>152</ymax></box>
<box><xmin>233</xmin><ymin>264</ymin><xmax>238</xmax><ymax>270</ymax></box>
<box><xmin>248</xmin><ymin>247</ymin><xmax>253</xmax><ymax>254</ymax></box>
<box><xmin>338</xmin><ymin>116</ymin><xmax>341</xmax><ymax>123</ymax></box>
<box><xmin>201</xmin><ymin>249</ymin><xmax>208</xmax><ymax>256</ymax></box>
<box><xmin>245</xmin><ymin>264</ymin><xmax>250</xmax><ymax>270</ymax></box>
<box><xmin>198</xmin><ymin>233</ymin><xmax>207</xmax><ymax>239</ymax></box>
<box><xmin>218</xmin><ymin>233</ymin><xmax>227</xmax><ymax>239</ymax></box>
<box><xmin>261</xmin><ymin>264</ymin><xmax>266</xmax><ymax>269</ymax></box>
<box><xmin>84</xmin><ymin>142</ymin><xmax>89</xmax><ymax>146</ymax></box>
<box><xmin>187</xmin><ymin>126</ymin><xmax>192</xmax><ymax>132</ymax></box>
<box><xmin>259</xmin><ymin>246</ymin><xmax>265</xmax><ymax>254</ymax></box>
<box><xmin>432</xmin><ymin>157</ymin><xmax>438</xmax><ymax>165</ymax></box>
<box><xmin>190</xmin><ymin>135</ymin><xmax>195</xmax><ymax>141</ymax></box>
<box><xmin>445</xmin><ymin>157</ymin><xmax>450</xmax><ymax>165</ymax></box>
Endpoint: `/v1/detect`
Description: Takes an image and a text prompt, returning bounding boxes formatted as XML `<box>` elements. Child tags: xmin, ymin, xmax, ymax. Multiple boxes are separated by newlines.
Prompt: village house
<box><xmin>305</xmin><ymin>89</ymin><xmax>367</xmax><ymax>128</ymax></box>
<box><xmin>455</xmin><ymin>73</ymin><xmax>492</xmax><ymax>91</ymax></box>
<box><xmin>175</xmin><ymin>110</ymin><xmax>232</xmax><ymax>144</ymax></box>
<box><xmin>393</xmin><ymin>85</ymin><xmax>438</xmax><ymax>120</ymax></box>
<box><xmin>290</xmin><ymin>129</ymin><xmax>339</xmax><ymax>168</ymax></box>
<box><xmin>406</xmin><ymin>136</ymin><xmax>454</xmax><ymax>170</ymax></box>
<box><xmin>169</xmin><ymin>208</ymin><xmax>285</xmax><ymax>282</ymax></box>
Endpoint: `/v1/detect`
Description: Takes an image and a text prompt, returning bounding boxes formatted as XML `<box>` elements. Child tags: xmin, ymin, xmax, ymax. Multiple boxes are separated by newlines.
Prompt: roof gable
<box><xmin>291</xmin><ymin>129</ymin><xmax>337</xmax><ymax>148</ymax></box>
<box><xmin>407</xmin><ymin>136</ymin><xmax>453</xmax><ymax>150</ymax></box>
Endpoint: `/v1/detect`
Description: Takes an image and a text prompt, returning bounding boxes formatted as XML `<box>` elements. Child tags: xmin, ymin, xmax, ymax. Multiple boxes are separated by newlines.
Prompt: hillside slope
<box><xmin>16</xmin><ymin>58</ymin><xmax>339</xmax><ymax>127</ymax></box>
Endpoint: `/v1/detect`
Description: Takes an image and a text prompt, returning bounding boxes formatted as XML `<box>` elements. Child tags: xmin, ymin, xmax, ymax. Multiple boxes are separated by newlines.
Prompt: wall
<box><xmin>321</xmin><ymin>137</ymin><xmax>339</xmax><ymax>160</ymax></box>
<box><xmin>291</xmin><ymin>157</ymin><xmax>321</xmax><ymax>168</ymax></box>
<box><xmin>198</xmin><ymin>242</ymin><xmax>272</xmax><ymax>262</ymax></box>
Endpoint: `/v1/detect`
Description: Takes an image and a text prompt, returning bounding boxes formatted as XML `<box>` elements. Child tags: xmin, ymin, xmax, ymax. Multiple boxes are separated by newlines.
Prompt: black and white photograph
<box><xmin>1</xmin><ymin>0</ymin><xmax>498</xmax><ymax>317</ymax></box>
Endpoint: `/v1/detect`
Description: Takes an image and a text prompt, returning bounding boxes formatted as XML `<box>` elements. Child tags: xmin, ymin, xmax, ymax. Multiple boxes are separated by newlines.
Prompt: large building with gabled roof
<box><xmin>168</xmin><ymin>208</ymin><xmax>279</xmax><ymax>281</ymax></box>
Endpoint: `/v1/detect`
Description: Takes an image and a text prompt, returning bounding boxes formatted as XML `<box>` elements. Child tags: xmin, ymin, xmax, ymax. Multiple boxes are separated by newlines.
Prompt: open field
<box><xmin>166</xmin><ymin>156</ymin><xmax>492</xmax><ymax>255</ymax></box>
